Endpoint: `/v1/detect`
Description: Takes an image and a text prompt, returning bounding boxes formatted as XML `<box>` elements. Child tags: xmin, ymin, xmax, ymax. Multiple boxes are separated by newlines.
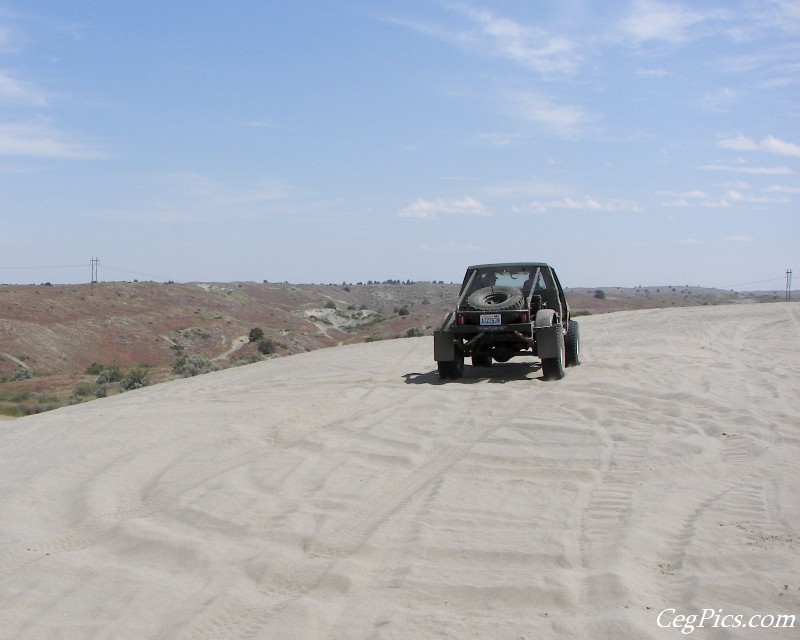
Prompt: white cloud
<box><xmin>504</xmin><ymin>91</ymin><xmax>595</xmax><ymax>139</ymax></box>
<box><xmin>454</xmin><ymin>5</ymin><xmax>581</xmax><ymax>76</ymax></box>
<box><xmin>386</xmin><ymin>4</ymin><xmax>581</xmax><ymax>77</ymax></box>
<box><xmin>724</xmin><ymin>189</ymin><xmax>790</xmax><ymax>204</ymax></box>
<box><xmin>658</xmin><ymin>187</ymin><xmax>790</xmax><ymax>208</ymax></box>
<box><xmin>515</xmin><ymin>196</ymin><xmax>643</xmax><ymax>214</ymax></box>
<box><xmin>765</xmin><ymin>184</ymin><xmax>800</xmax><ymax>193</ymax></box>
<box><xmin>699</xmin><ymin>87</ymin><xmax>739</xmax><ymax>112</ymax></box>
<box><xmin>0</xmin><ymin>121</ymin><xmax>104</xmax><ymax>158</ymax></box>
<box><xmin>0</xmin><ymin>71</ymin><xmax>47</xmax><ymax>106</ymax></box>
<box><xmin>619</xmin><ymin>0</ymin><xmax>722</xmax><ymax>44</ymax></box>
<box><xmin>397</xmin><ymin>196</ymin><xmax>489</xmax><ymax>220</ymax></box>
<box><xmin>719</xmin><ymin>134</ymin><xmax>800</xmax><ymax>157</ymax></box>
<box><xmin>696</xmin><ymin>164</ymin><xmax>794</xmax><ymax>175</ymax></box>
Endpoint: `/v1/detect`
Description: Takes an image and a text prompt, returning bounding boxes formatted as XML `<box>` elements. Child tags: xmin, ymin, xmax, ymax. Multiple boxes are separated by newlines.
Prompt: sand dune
<box><xmin>1</xmin><ymin>303</ymin><xmax>798</xmax><ymax>639</ymax></box>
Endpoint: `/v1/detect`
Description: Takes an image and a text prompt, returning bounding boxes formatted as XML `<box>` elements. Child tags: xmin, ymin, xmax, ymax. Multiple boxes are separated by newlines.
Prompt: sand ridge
<box><xmin>0</xmin><ymin>303</ymin><xmax>798</xmax><ymax>639</ymax></box>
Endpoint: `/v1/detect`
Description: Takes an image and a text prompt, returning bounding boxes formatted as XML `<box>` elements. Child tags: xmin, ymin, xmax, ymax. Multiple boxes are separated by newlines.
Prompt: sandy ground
<box><xmin>0</xmin><ymin>303</ymin><xmax>798</xmax><ymax>639</ymax></box>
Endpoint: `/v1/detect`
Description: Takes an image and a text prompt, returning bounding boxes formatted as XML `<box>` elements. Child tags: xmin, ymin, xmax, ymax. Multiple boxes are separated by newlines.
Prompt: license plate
<box><xmin>480</xmin><ymin>313</ymin><xmax>502</xmax><ymax>326</ymax></box>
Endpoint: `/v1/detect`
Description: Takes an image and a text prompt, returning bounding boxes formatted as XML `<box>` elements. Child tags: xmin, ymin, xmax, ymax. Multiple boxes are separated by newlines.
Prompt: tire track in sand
<box><xmin>175</xmin><ymin>385</ymin><xmax>526</xmax><ymax>640</ymax></box>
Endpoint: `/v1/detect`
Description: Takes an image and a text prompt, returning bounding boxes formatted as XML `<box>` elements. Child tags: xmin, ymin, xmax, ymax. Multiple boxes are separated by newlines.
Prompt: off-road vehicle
<box><xmin>434</xmin><ymin>263</ymin><xmax>580</xmax><ymax>381</ymax></box>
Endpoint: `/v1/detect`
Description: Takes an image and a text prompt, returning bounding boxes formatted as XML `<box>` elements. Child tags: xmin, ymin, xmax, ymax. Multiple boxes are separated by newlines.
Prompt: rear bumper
<box><xmin>451</xmin><ymin>322</ymin><xmax>533</xmax><ymax>336</ymax></box>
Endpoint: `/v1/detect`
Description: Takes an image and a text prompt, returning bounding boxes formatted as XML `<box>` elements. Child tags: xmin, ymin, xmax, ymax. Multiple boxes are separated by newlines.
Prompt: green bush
<box><xmin>85</xmin><ymin>362</ymin><xmax>104</xmax><ymax>375</ymax></box>
<box><xmin>257</xmin><ymin>338</ymin><xmax>276</xmax><ymax>355</ymax></box>
<box><xmin>96</xmin><ymin>367</ymin><xmax>122</xmax><ymax>384</ymax></box>
<box><xmin>11</xmin><ymin>369</ymin><xmax>31</xmax><ymax>381</ymax></box>
<box><xmin>248</xmin><ymin>327</ymin><xmax>264</xmax><ymax>343</ymax></box>
<box><xmin>173</xmin><ymin>355</ymin><xmax>222</xmax><ymax>377</ymax></box>
<box><xmin>73</xmin><ymin>382</ymin><xmax>96</xmax><ymax>397</ymax></box>
<box><xmin>120</xmin><ymin>367</ymin><xmax>149</xmax><ymax>391</ymax></box>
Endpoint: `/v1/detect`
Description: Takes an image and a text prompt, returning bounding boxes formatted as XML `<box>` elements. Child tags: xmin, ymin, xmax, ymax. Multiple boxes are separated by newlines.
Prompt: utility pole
<box><xmin>787</xmin><ymin>268</ymin><xmax>793</xmax><ymax>302</ymax></box>
<box><xmin>91</xmin><ymin>257</ymin><xmax>99</xmax><ymax>295</ymax></box>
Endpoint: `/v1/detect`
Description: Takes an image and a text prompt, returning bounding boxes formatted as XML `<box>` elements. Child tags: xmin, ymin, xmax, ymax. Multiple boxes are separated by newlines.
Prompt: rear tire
<box><xmin>565</xmin><ymin>319</ymin><xmax>581</xmax><ymax>367</ymax></box>
<box><xmin>438</xmin><ymin>352</ymin><xmax>465</xmax><ymax>379</ymax></box>
<box><xmin>541</xmin><ymin>332</ymin><xmax>566</xmax><ymax>381</ymax></box>
<box><xmin>472</xmin><ymin>353</ymin><xmax>492</xmax><ymax>367</ymax></box>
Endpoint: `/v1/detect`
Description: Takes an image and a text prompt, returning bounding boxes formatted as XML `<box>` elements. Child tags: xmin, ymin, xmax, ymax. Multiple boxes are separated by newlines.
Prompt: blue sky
<box><xmin>1</xmin><ymin>1</ymin><xmax>798</xmax><ymax>288</ymax></box>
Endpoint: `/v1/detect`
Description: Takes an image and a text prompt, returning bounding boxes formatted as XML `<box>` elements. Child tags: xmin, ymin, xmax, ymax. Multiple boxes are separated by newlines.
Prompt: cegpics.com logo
<box><xmin>657</xmin><ymin>608</ymin><xmax>796</xmax><ymax>635</ymax></box>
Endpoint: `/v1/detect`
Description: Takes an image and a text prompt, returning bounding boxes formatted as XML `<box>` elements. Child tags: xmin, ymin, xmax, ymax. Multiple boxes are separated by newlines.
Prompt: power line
<box><xmin>719</xmin><ymin>277</ymin><xmax>786</xmax><ymax>289</ymax></box>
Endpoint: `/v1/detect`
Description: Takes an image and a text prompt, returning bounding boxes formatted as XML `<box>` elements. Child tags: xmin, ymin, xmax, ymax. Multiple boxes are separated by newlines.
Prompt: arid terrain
<box><xmin>0</xmin><ymin>279</ymin><xmax>789</xmax><ymax>415</ymax></box>
<box><xmin>1</xmin><ymin>302</ymin><xmax>798</xmax><ymax>639</ymax></box>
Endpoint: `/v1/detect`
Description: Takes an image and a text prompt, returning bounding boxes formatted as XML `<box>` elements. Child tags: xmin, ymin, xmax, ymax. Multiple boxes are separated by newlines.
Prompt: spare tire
<box><xmin>466</xmin><ymin>286</ymin><xmax>525</xmax><ymax>311</ymax></box>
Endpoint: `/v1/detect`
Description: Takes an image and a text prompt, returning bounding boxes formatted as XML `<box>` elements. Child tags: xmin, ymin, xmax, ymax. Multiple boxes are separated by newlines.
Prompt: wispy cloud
<box><xmin>619</xmin><ymin>0</ymin><xmax>728</xmax><ymax>44</ymax></box>
<box><xmin>0</xmin><ymin>71</ymin><xmax>47</xmax><ymax>106</ymax></box>
<box><xmin>504</xmin><ymin>91</ymin><xmax>596</xmax><ymax>139</ymax></box>
<box><xmin>515</xmin><ymin>196</ymin><xmax>643</xmax><ymax>214</ymax></box>
<box><xmin>0</xmin><ymin>121</ymin><xmax>105</xmax><ymax>158</ymax></box>
<box><xmin>765</xmin><ymin>184</ymin><xmax>800</xmax><ymax>193</ymax></box>
<box><xmin>658</xmin><ymin>186</ymin><xmax>790</xmax><ymax>208</ymax></box>
<box><xmin>719</xmin><ymin>134</ymin><xmax>800</xmax><ymax>157</ymax></box>
<box><xmin>397</xmin><ymin>196</ymin><xmax>489</xmax><ymax>219</ymax></box>
<box><xmin>449</xmin><ymin>4</ymin><xmax>581</xmax><ymax>76</ymax></box>
<box><xmin>699</xmin><ymin>88</ymin><xmax>739</xmax><ymax>112</ymax></box>
<box><xmin>696</xmin><ymin>163</ymin><xmax>793</xmax><ymax>175</ymax></box>
<box><xmin>386</xmin><ymin>3</ymin><xmax>581</xmax><ymax>77</ymax></box>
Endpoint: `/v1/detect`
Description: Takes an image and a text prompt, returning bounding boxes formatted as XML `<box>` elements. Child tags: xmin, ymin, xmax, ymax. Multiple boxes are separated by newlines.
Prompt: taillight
<box><xmin>521</xmin><ymin>313</ymin><xmax>528</xmax><ymax>323</ymax></box>
<box><xmin>457</xmin><ymin>314</ymin><xmax>466</xmax><ymax>325</ymax></box>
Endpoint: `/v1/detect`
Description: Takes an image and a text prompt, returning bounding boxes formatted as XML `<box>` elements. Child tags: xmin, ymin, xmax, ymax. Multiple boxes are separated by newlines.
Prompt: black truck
<box><xmin>434</xmin><ymin>263</ymin><xmax>581</xmax><ymax>381</ymax></box>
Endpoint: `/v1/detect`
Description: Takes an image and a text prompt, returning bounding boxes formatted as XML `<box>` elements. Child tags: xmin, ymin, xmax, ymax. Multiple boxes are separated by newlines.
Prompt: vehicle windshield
<box><xmin>466</xmin><ymin>266</ymin><xmax>543</xmax><ymax>297</ymax></box>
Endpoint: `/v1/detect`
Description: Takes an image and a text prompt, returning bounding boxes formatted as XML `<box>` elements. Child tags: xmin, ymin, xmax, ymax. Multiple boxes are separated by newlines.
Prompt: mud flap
<box><xmin>434</xmin><ymin>329</ymin><xmax>456</xmax><ymax>362</ymax></box>
<box><xmin>536</xmin><ymin>323</ymin><xmax>563</xmax><ymax>359</ymax></box>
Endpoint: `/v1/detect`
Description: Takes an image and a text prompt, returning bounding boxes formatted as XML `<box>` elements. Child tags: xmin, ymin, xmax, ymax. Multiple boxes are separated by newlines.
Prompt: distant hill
<box><xmin>0</xmin><ymin>280</ymin><xmax>786</xmax><ymax>415</ymax></box>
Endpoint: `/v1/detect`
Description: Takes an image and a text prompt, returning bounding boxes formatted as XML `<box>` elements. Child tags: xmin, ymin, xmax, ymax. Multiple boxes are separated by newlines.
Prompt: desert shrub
<box><xmin>11</xmin><ymin>369</ymin><xmax>31</xmax><ymax>381</ymax></box>
<box><xmin>324</xmin><ymin>300</ymin><xmax>337</xmax><ymax>309</ymax></box>
<box><xmin>73</xmin><ymin>382</ymin><xmax>96</xmax><ymax>397</ymax></box>
<box><xmin>396</xmin><ymin>306</ymin><xmax>410</xmax><ymax>316</ymax></box>
<box><xmin>248</xmin><ymin>327</ymin><xmax>264</xmax><ymax>343</ymax></box>
<box><xmin>95</xmin><ymin>385</ymin><xmax>108</xmax><ymax>398</ymax></box>
<box><xmin>405</xmin><ymin>327</ymin><xmax>424</xmax><ymax>338</ymax></box>
<box><xmin>96</xmin><ymin>367</ymin><xmax>122</xmax><ymax>384</ymax></box>
<box><xmin>120</xmin><ymin>367</ymin><xmax>149</xmax><ymax>391</ymax></box>
<box><xmin>173</xmin><ymin>355</ymin><xmax>221</xmax><ymax>377</ymax></box>
<box><xmin>257</xmin><ymin>338</ymin><xmax>276</xmax><ymax>355</ymax></box>
<box><xmin>593</xmin><ymin>289</ymin><xmax>606</xmax><ymax>299</ymax></box>
<box><xmin>85</xmin><ymin>362</ymin><xmax>104</xmax><ymax>375</ymax></box>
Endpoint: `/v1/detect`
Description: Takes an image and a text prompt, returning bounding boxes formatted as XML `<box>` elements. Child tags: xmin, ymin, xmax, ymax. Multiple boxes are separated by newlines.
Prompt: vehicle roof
<box><xmin>466</xmin><ymin>262</ymin><xmax>551</xmax><ymax>270</ymax></box>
